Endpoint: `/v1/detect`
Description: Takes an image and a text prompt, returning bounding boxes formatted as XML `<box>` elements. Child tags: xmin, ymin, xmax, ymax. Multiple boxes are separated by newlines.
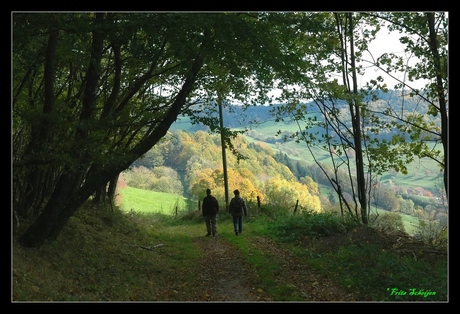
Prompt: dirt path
<box><xmin>191</xmin><ymin>234</ymin><xmax>354</xmax><ymax>302</ymax></box>
<box><xmin>247</xmin><ymin>236</ymin><xmax>355</xmax><ymax>301</ymax></box>
<box><xmin>192</xmin><ymin>235</ymin><xmax>270</xmax><ymax>301</ymax></box>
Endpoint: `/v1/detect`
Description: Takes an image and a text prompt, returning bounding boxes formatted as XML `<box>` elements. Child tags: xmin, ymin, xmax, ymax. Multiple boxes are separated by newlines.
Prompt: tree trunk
<box><xmin>92</xmin><ymin>174</ymin><xmax>118</xmax><ymax>205</ymax></box>
<box><xmin>426</xmin><ymin>13</ymin><xmax>448</xmax><ymax>201</ymax></box>
<box><xmin>92</xmin><ymin>184</ymin><xmax>107</xmax><ymax>204</ymax></box>
<box><xmin>347</xmin><ymin>13</ymin><xmax>368</xmax><ymax>224</ymax></box>
<box><xmin>107</xmin><ymin>174</ymin><xmax>119</xmax><ymax>205</ymax></box>
<box><xmin>18</xmin><ymin>53</ymin><xmax>205</xmax><ymax>248</ymax></box>
<box><xmin>20</xmin><ymin>28</ymin><xmax>60</xmax><ymax>218</ymax></box>
<box><xmin>19</xmin><ymin>172</ymin><xmax>83</xmax><ymax>247</ymax></box>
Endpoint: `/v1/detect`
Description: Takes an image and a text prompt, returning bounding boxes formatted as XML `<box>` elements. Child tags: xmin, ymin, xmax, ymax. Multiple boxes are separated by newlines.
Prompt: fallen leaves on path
<box><xmin>189</xmin><ymin>235</ymin><xmax>354</xmax><ymax>302</ymax></box>
<box><xmin>191</xmin><ymin>236</ymin><xmax>271</xmax><ymax>302</ymax></box>
<box><xmin>249</xmin><ymin>236</ymin><xmax>355</xmax><ymax>301</ymax></box>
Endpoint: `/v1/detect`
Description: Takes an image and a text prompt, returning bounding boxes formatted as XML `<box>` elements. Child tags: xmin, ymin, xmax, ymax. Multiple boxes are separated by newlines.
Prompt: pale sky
<box><xmin>266</xmin><ymin>28</ymin><xmax>430</xmax><ymax>103</ymax></box>
<box><xmin>359</xmin><ymin>28</ymin><xmax>429</xmax><ymax>90</ymax></box>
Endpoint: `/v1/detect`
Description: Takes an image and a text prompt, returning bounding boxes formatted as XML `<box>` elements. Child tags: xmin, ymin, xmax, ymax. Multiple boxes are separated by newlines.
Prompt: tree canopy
<box><xmin>13</xmin><ymin>12</ymin><xmax>329</xmax><ymax>247</ymax></box>
<box><xmin>267</xmin><ymin>12</ymin><xmax>448</xmax><ymax>223</ymax></box>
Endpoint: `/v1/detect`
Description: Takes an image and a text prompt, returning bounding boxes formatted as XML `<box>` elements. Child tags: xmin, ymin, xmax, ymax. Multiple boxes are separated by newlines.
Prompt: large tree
<box><xmin>270</xmin><ymin>12</ymin><xmax>448</xmax><ymax>224</ymax></box>
<box><xmin>367</xmin><ymin>12</ymin><xmax>448</xmax><ymax>199</ymax></box>
<box><xmin>12</xmin><ymin>12</ymin><xmax>325</xmax><ymax>247</ymax></box>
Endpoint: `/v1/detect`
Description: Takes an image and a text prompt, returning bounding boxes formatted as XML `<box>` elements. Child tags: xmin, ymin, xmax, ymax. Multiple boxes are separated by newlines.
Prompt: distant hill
<box><xmin>172</xmin><ymin>90</ymin><xmax>439</xmax><ymax>142</ymax></box>
<box><xmin>154</xmin><ymin>90</ymin><xmax>446</xmax><ymax>224</ymax></box>
<box><xmin>171</xmin><ymin>103</ymin><xmax>294</xmax><ymax>132</ymax></box>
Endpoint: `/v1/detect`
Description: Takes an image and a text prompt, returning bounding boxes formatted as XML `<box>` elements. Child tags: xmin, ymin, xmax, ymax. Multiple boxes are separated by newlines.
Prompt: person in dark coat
<box><xmin>202</xmin><ymin>188</ymin><xmax>219</xmax><ymax>236</ymax></box>
<box><xmin>228</xmin><ymin>189</ymin><xmax>248</xmax><ymax>236</ymax></box>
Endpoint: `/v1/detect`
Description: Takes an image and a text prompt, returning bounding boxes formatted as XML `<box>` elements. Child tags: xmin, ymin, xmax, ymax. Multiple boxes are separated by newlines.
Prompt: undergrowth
<box><xmin>254</xmin><ymin>208</ymin><xmax>448</xmax><ymax>301</ymax></box>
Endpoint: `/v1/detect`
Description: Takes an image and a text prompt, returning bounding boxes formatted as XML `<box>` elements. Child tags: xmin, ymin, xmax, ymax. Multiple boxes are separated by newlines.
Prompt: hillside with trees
<box><xmin>124</xmin><ymin>128</ymin><xmax>447</xmax><ymax>235</ymax></box>
<box><xmin>128</xmin><ymin>130</ymin><xmax>322</xmax><ymax>213</ymax></box>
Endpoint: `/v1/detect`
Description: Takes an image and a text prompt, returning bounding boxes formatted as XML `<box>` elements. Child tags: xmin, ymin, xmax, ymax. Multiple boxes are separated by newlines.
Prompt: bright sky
<box><xmin>359</xmin><ymin>28</ymin><xmax>429</xmax><ymax>90</ymax></box>
<box><xmin>266</xmin><ymin>28</ymin><xmax>430</xmax><ymax>103</ymax></box>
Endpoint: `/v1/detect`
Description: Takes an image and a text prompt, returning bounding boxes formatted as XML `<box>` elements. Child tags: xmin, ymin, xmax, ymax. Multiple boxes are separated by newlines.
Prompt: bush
<box><xmin>415</xmin><ymin>219</ymin><xmax>447</xmax><ymax>248</ymax></box>
<box><xmin>369</xmin><ymin>212</ymin><xmax>406</xmax><ymax>233</ymax></box>
<box><xmin>266</xmin><ymin>210</ymin><xmax>359</xmax><ymax>243</ymax></box>
<box><xmin>257</xmin><ymin>205</ymin><xmax>291</xmax><ymax>218</ymax></box>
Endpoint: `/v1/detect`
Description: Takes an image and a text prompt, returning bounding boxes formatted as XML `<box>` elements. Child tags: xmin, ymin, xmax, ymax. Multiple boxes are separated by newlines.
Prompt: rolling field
<box><xmin>117</xmin><ymin>186</ymin><xmax>195</xmax><ymax>215</ymax></box>
<box><xmin>372</xmin><ymin>207</ymin><xmax>420</xmax><ymax>235</ymax></box>
<box><xmin>241</xmin><ymin>119</ymin><xmax>443</xmax><ymax>192</ymax></box>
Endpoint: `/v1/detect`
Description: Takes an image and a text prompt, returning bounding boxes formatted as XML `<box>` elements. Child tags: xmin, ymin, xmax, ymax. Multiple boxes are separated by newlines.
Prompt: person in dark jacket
<box><xmin>202</xmin><ymin>188</ymin><xmax>219</xmax><ymax>236</ymax></box>
<box><xmin>228</xmin><ymin>189</ymin><xmax>248</xmax><ymax>236</ymax></box>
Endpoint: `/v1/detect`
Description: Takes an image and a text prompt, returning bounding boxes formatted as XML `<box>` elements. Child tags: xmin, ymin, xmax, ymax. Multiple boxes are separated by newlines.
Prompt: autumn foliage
<box><xmin>126</xmin><ymin>130</ymin><xmax>322</xmax><ymax>213</ymax></box>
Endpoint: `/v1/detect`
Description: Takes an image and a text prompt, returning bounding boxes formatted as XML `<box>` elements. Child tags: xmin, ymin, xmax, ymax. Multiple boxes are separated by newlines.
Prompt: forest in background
<box><xmin>123</xmin><ymin>123</ymin><xmax>447</xmax><ymax>233</ymax></box>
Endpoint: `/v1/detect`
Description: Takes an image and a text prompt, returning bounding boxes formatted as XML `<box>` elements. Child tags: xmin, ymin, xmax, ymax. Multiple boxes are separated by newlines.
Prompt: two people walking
<box><xmin>202</xmin><ymin>188</ymin><xmax>248</xmax><ymax>237</ymax></box>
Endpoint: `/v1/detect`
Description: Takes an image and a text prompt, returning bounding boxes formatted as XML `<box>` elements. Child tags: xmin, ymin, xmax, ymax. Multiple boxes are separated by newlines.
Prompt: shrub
<box><xmin>266</xmin><ymin>210</ymin><xmax>358</xmax><ymax>243</ymax></box>
<box><xmin>415</xmin><ymin>219</ymin><xmax>447</xmax><ymax>249</ymax></box>
<box><xmin>369</xmin><ymin>212</ymin><xmax>406</xmax><ymax>233</ymax></box>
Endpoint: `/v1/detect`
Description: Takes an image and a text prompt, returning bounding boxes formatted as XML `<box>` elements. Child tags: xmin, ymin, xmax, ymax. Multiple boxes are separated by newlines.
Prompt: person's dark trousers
<box><xmin>205</xmin><ymin>214</ymin><xmax>217</xmax><ymax>236</ymax></box>
<box><xmin>233</xmin><ymin>216</ymin><xmax>243</xmax><ymax>235</ymax></box>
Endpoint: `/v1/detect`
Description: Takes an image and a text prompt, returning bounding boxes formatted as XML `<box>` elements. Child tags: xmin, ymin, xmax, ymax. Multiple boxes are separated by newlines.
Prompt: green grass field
<box><xmin>250</xmin><ymin>122</ymin><xmax>442</xmax><ymax>189</ymax></box>
<box><xmin>117</xmin><ymin>186</ymin><xmax>196</xmax><ymax>215</ymax></box>
<box><xmin>243</xmin><ymin>119</ymin><xmax>443</xmax><ymax>193</ymax></box>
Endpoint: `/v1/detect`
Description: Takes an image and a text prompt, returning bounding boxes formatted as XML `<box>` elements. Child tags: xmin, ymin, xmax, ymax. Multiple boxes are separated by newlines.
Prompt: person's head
<box><xmin>233</xmin><ymin>189</ymin><xmax>240</xmax><ymax>196</ymax></box>
<box><xmin>206</xmin><ymin>188</ymin><xmax>211</xmax><ymax>195</ymax></box>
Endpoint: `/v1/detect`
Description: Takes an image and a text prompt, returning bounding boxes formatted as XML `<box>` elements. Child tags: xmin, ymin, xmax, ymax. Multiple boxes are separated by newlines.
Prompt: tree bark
<box><xmin>19</xmin><ymin>54</ymin><xmax>205</xmax><ymax>248</ymax></box>
<box><xmin>426</xmin><ymin>13</ymin><xmax>448</xmax><ymax>200</ymax></box>
<box><xmin>107</xmin><ymin>174</ymin><xmax>119</xmax><ymax>206</ymax></box>
<box><xmin>347</xmin><ymin>14</ymin><xmax>368</xmax><ymax>224</ymax></box>
<box><xmin>21</xmin><ymin>28</ymin><xmax>60</xmax><ymax>218</ymax></box>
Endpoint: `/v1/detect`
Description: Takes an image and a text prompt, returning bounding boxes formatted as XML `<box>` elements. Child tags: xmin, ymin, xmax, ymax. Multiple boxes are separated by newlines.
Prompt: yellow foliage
<box><xmin>264</xmin><ymin>175</ymin><xmax>322</xmax><ymax>212</ymax></box>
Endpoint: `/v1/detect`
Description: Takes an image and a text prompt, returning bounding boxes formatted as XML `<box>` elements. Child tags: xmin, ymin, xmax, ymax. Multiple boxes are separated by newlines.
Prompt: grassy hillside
<box><xmin>117</xmin><ymin>186</ymin><xmax>195</xmax><ymax>215</ymax></box>
<box><xmin>244</xmin><ymin>120</ymin><xmax>443</xmax><ymax>190</ymax></box>
<box><xmin>12</xmin><ymin>202</ymin><xmax>206</xmax><ymax>301</ymax></box>
<box><xmin>171</xmin><ymin>117</ymin><xmax>443</xmax><ymax>194</ymax></box>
